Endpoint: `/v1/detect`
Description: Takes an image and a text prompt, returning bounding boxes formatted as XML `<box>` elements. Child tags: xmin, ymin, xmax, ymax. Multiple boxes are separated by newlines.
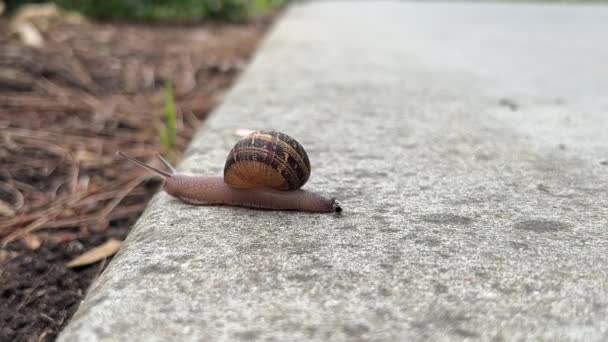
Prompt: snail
<box><xmin>118</xmin><ymin>130</ymin><xmax>341</xmax><ymax>213</ymax></box>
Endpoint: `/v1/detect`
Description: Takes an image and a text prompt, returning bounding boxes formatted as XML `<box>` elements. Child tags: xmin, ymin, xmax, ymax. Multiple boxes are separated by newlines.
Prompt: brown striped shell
<box><xmin>224</xmin><ymin>130</ymin><xmax>311</xmax><ymax>190</ymax></box>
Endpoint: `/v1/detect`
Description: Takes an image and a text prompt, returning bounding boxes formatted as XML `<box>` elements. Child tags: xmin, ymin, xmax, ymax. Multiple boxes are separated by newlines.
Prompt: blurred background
<box><xmin>0</xmin><ymin>1</ymin><xmax>285</xmax><ymax>341</ymax></box>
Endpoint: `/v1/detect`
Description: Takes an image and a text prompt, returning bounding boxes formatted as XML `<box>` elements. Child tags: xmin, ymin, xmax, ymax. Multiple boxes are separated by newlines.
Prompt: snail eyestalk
<box><xmin>117</xmin><ymin>151</ymin><xmax>172</xmax><ymax>178</ymax></box>
<box><xmin>154</xmin><ymin>152</ymin><xmax>176</xmax><ymax>174</ymax></box>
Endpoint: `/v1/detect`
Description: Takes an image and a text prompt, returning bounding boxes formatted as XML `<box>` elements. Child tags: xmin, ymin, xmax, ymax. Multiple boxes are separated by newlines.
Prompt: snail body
<box><xmin>118</xmin><ymin>130</ymin><xmax>341</xmax><ymax>213</ymax></box>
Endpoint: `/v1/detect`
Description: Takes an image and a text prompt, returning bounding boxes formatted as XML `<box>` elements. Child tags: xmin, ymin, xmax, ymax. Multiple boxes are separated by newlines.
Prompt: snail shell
<box><xmin>224</xmin><ymin>130</ymin><xmax>311</xmax><ymax>190</ymax></box>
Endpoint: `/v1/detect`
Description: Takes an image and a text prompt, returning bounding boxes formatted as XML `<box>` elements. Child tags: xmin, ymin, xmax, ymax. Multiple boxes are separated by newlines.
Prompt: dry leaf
<box><xmin>0</xmin><ymin>200</ymin><xmax>15</xmax><ymax>217</ymax></box>
<box><xmin>66</xmin><ymin>239</ymin><xmax>122</xmax><ymax>268</ymax></box>
<box><xmin>74</xmin><ymin>149</ymin><xmax>100</xmax><ymax>167</ymax></box>
<box><xmin>12</xmin><ymin>3</ymin><xmax>61</xmax><ymax>24</ymax></box>
<box><xmin>21</xmin><ymin>234</ymin><xmax>41</xmax><ymax>250</ymax></box>
<box><xmin>12</xmin><ymin>22</ymin><xmax>44</xmax><ymax>48</ymax></box>
<box><xmin>234</xmin><ymin>128</ymin><xmax>254</xmax><ymax>137</ymax></box>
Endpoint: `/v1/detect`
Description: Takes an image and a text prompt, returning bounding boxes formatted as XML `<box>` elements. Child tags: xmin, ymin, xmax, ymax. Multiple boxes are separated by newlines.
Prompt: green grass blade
<box><xmin>156</xmin><ymin>123</ymin><xmax>169</xmax><ymax>150</ymax></box>
<box><xmin>165</xmin><ymin>79</ymin><xmax>177</xmax><ymax>150</ymax></box>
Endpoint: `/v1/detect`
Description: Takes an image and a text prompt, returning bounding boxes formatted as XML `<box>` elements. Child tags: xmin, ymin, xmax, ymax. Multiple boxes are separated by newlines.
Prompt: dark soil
<box><xmin>0</xmin><ymin>9</ymin><xmax>276</xmax><ymax>342</ymax></box>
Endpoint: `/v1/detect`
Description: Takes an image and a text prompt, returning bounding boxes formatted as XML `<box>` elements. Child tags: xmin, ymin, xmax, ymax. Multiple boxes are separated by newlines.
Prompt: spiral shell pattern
<box><xmin>224</xmin><ymin>130</ymin><xmax>311</xmax><ymax>190</ymax></box>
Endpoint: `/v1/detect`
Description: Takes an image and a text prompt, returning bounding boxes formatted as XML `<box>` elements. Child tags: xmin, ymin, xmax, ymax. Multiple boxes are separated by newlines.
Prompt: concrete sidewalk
<box><xmin>59</xmin><ymin>1</ymin><xmax>608</xmax><ymax>341</ymax></box>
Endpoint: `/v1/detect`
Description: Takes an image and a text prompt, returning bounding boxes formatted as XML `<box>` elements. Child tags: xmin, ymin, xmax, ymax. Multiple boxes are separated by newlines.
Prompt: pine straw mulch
<box><xmin>0</xmin><ymin>12</ymin><xmax>276</xmax><ymax>341</ymax></box>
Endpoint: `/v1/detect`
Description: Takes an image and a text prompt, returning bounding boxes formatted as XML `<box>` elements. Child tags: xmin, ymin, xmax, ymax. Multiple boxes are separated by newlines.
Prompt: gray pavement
<box><xmin>59</xmin><ymin>1</ymin><xmax>608</xmax><ymax>341</ymax></box>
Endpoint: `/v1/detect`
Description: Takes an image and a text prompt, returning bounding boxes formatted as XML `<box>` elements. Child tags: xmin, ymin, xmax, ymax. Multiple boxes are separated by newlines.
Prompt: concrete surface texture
<box><xmin>59</xmin><ymin>1</ymin><xmax>608</xmax><ymax>341</ymax></box>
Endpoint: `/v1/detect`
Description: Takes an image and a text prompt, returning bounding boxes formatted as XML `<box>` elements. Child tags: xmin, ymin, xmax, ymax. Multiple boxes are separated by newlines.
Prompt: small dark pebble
<box><xmin>498</xmin><ymin>98</ymin><xmax>519</xmax><ymax>111</ymax></box>
<box><xmin>537</xmin><ymin>184</ymin><xmax>550</xmax><ymax>193</ymax></box>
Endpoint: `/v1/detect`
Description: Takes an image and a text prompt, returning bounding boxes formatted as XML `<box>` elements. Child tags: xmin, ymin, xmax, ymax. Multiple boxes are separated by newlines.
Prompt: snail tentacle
<box><xmin>155</xmin><ymin>153</ymin><xmax>176</xmax><ymax>174</ymax></box>
<box><xmin>117</xmin><ymin>151</ymin><xmax>172</xmax><ymax>178</ymax></box>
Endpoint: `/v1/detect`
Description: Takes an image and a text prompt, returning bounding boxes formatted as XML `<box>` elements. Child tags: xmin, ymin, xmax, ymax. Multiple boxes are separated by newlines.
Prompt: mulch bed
<box><xmin>0</xmin><ymin>11</ymin><xmax>276</xmax><ymax>341</ymax></box>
